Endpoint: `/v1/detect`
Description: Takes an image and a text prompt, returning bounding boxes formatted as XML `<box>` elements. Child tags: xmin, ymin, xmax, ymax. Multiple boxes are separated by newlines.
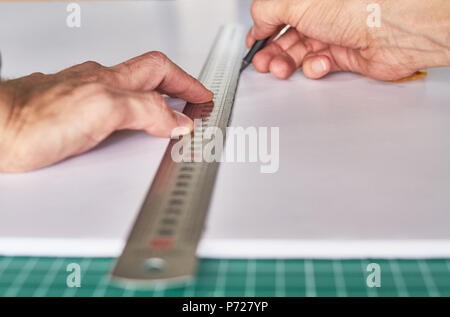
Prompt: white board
<box><xmin>197</xmin><ymin>67</ymin><xmax>450</xmax><ymax>258</ymax></box>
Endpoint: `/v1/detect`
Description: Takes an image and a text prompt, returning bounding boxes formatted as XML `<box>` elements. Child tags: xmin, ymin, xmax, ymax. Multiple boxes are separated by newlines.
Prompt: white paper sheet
<box><xmin>1</xmin><ymin>1</ymin><xmax>449</xmax><ymax>259</ymax></box>
<box><xmin>0</xmin><ymin>0</ymin><xmax>250</xmax><ymax>257</ymax></box>
<box><xmin>197</xmin><ymin>68</ymin><xmax>450</xmax><ymax>258</ymax></box>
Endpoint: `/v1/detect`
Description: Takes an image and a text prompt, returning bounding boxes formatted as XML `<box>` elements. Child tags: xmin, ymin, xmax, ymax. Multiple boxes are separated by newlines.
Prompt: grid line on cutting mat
<box><xmin>0</xmin><ymin>257</ymin><xmax>449</xmax><ymax>297</ymax></box>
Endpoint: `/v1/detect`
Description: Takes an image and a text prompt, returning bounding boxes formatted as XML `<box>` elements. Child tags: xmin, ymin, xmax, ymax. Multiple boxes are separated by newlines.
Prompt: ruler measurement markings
<box><xmin>111</xmin><ymin>25</ymin><xmax>246</xmax><ymax>285</ymax></box>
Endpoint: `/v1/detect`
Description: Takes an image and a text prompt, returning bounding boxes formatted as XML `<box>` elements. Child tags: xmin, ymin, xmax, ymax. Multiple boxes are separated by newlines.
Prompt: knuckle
<box><xmin>79</xmin><ymin>64</ymin><xmax>110</xmax><ymax>83</ymax></box>
<box><xmin>79</xmin><ymin>60</ymin><xmax>103</xmax><ymax>70</ymax></box>
<box><xmin>304</xmin><ymin>41</ymin><xmax>314</xmax><ymax>53</ymax></box>
<box><xmin>65</xmin><ymin>61</ymin><xmax>108</xmax><ymax>83</ymax></box>
<box><xmin>116</xmin><ymin>51</ymin><xmax>169</xmax><ymax>79</ymax></box>
<box><xmin>29</xmin><ymin>72</ymin><xmax>44</xmax><ymax>77</ymax></box>
<box><xmin>146</xmin><ymin>51</ymin><xmax>169</xmax><ymax>68</ymax></box>
<box><xmin>80</xmin><ymin>70</ymin><xmax>111</xmax><ymax>84</ymax></box>
<box><xmin>148</xmin><ymin>51</ymin><xmax>168</xmax><ymax>62</ymax></box>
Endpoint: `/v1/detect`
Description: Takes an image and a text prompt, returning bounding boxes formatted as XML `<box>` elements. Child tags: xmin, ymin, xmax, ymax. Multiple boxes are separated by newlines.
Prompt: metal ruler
<box><xmin>111</xmin><ymin>25</ymin><xmax>246</xmax><ymax>286</ymax></box>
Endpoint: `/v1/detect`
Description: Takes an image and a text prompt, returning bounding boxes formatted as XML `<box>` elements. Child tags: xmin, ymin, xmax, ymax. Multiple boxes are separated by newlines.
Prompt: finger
<box><xmin>115</xmin><ymin>90</ymin><xmax>194</xmax><ymax>138</ymax></box>
<box><xmin>252</xmin><ymin>41</ymin><xmax>284</xmax><ymax>73</ymax></box>
<box><xmin>302</xmin><ymin>46</ymin><xmax>366</xmax><ymax>79</ymax></box>
<box><xmin>246</xmin><ymin>24</ymin><xmax>287</xmax><ymax>48</ymax></box>
<box><xmin>251</xmin><ymin>28</ymin><xmax>301</xmax><ymax>72</ymax></box>
<box><xmin>250</xmin><ymin>0</ymin><xmax>359</xmax><ymax>47</ymax></box>
<box><xmin>254</xmin><ymin>36</ymin><xmax>328</xmax><ymax>79</ymax></box>
<box><xmin>77</xmin><ymin>85</ymin><xmax>194</xmax><ymax>145</ymax></box>
<box><xmin>110</xmin><ymin>51</ymin><xmax>213</xmax><ymax>103</ymax></box>
<box><xmin>284</xmin><ymin>38</ymin><xmax>329</xmax><ymax>68</ymax></box>
<box><xmin>250</xmin><ymin>0</ymin><xmax>291</xmax><ymax>40</ymax></box>
<box><xmin>269</xmin><ymin>53</ymin><xmax>298</xmax><ymax>79</ymax></box>
<box><xmin>271</xmin><ymin>28</ymin><xmax>303</xmax><ymax>50</ymax></box>
<box><xmin>302</xmin><ymin>55</ymin><xmax>333</xmax><ymax>79</ymax></box>
<box><xmin>301</xmin><ymin>48</ymin><xmax>344</xmax><ymax>79</ymax></box>
<box><xmin>246</xmin><ymin>26</ymin><xmax>256</xmax><ymax>48</ymax></box>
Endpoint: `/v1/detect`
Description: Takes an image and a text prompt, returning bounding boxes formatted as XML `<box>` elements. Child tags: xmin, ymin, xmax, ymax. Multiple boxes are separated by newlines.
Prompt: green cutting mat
<box><xmin>0</xmin><ymin>257</ymin><xmax>449</xmax><ymax>297</ymax></box>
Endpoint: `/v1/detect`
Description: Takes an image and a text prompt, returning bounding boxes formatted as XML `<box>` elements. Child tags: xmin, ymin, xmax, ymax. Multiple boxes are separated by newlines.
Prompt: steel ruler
<box><xmin>111</xmin><ymin>25</ymin><xmax>246</xmax><ymax>285</ymax></box>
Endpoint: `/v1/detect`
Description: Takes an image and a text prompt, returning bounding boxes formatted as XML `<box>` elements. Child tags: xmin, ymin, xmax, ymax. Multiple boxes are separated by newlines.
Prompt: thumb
<box><xmin>116</xmin><ymin>91</ymin><xmax>194</xmax><ymax>138</ymax></box>
<box><xmin>250</xmin><ymin>0</ymin><xmax>291</xmax><ymax>40</ymax></box>
<box><xmin>250</xmin><ymin>0</ymin><xmax>365</xmax><ymax>51</ymax></box>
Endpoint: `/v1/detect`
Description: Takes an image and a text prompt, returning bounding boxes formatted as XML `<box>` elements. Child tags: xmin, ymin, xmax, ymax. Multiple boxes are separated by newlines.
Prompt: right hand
<box><xmin>247</xmin><ymin>0</ymin><xmax>450</xmax><ymax>80</ymax></box>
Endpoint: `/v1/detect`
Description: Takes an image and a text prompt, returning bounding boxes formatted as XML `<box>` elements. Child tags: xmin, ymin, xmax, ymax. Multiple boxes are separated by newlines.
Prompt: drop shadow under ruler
<box><xmin>111</xmin><ymin>25</ymin><xmax>247</xmax><ymax>286</ymax></box>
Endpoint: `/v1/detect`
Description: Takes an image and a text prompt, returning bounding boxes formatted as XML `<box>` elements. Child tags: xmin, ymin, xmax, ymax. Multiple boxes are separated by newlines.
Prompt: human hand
<box><xmin>247</xmin><ymin>0</ymin><xmax>450</xmax><ymax>80</ymax></box>
<box><xmin>0</xmin><ymin>51</ymin><xmax>213</xmax><ymax>173</ymax></box>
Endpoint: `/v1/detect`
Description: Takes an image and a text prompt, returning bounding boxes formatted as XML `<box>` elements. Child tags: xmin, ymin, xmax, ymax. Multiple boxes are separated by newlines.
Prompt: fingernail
<box><xmin>173</xmin><ymin>111</ymin><xmax>193</xmax><ymax>136</ymax></box>
<box><xmin>312</xmin><ymin>59</ymin><xmax>327</xmax><ymax>75</ymax></box>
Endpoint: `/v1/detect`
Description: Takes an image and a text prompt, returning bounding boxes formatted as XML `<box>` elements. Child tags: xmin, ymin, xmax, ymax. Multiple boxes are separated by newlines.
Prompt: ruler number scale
<box><xmin>111</xmin><ymin>25</ymin><xmax>246</xmax><ymax>285</ymax></box>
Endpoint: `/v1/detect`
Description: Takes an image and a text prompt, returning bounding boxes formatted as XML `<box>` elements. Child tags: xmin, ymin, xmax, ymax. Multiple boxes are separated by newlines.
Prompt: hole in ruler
<box><xmin>161</xmin><ymin>218</ymin><xmax>176</xmax><ymax>225</ymax></box>
<box><xmin>166</xmin><ymin>208</ymin><xmax>180</xmax><ymax>215</ymax></box>
<box><xmin>158</xmin><ymin>228</ymin><xmax>173</xmax><ymax>236</ymax></box>
<box><xmin>144</xmin><ymin>258</ymin><xmax>165</xmax><ymax>272</ymax></box>
<box><xmin>169</xmin><ymin>199</ymin><xmax>183</xmax><ymax>205</ymax></box>
<box><xmin>176</xmin><ymin>182</ymin><xmax>188</xmax><ymax>187</ymax></box>
<box><xmin>172</xmin><ymin>190</ymin><xmax>187</xmax><ymax>196</ymax></box>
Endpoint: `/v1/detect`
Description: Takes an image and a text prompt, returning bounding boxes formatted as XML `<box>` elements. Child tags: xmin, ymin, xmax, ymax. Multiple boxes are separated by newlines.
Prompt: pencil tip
<box><xmin>240</xmin><ymin>61</ymin><xmax>249</xmax><ymax>73</ymax></box>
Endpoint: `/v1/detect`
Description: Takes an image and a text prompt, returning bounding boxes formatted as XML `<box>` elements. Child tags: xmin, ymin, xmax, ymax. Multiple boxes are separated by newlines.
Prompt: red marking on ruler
<box><xmin>149</xmin><ymin>238</ymin><xmax>174</xmax><ymax>250</ymax></box>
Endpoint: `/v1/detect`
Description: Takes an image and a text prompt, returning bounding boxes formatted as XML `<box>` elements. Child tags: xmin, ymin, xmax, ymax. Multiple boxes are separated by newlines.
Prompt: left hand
<box><xmin>0</xmin><ymin>51</ymin><xmax>213</xmax><ymax>173</ymax></box>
